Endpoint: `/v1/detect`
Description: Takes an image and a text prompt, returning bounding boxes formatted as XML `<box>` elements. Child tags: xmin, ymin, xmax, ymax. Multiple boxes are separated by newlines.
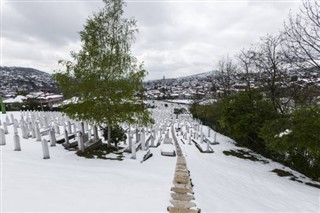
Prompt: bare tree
<box><xmin>283</xmin><ymin>0</ymin><xmax>320</xmax><ymax>69</ymax></box>
<box><xmin>252</xmin><ymin>34</ymin><xmax>290</xmax><ymax>114</ymax></box>
<box><xmin>215</xmin><ymin>55</ymin><xmax>237</xmax><ymax>97</ymax></box>
<box><xmin>237</xmin><ymin>48</ymin><xmax>256</xmax><ymax>95</ymax></box>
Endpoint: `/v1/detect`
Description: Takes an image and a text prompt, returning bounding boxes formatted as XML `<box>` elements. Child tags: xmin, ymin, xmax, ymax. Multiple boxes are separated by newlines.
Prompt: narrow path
<box><xmin>167</xmin><ymin>125</ymin><xmax>200</xmax><ymax>213</ymax></box>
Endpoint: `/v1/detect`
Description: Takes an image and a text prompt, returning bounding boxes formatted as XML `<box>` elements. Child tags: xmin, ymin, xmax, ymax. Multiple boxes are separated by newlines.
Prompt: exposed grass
<box><xmin>271</xmin><ymin>169</ymin><xmax>320</xmax><ymax>189</ymax></box>
<box><xmin>305</xmin><ymin>182</ymin><xmax>320</xmax><ymax>189</ymax></box>
<box><xmin>76</xmin><ymin>144</ymin><xmax>124</xmax><ymax>161</ymax></box>
<box><xmin>223</xmin><ymin>149</ymin><xmax>269</xmax><ymax>164</ymax></box>
<box><xmin>271</xmin><ymin>169</ymin><xmax>294</xmax><ymax>177</ymax></box>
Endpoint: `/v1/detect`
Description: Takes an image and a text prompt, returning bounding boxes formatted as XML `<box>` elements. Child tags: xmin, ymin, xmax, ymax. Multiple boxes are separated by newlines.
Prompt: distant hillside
<box><xmin>0</xmin><ymin>66</ymin><xmax>58</xmax><ymax>95</ymax></box>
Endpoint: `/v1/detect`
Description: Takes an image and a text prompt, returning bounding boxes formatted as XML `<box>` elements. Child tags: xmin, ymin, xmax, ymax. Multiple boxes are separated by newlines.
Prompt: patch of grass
<box><xmin>76</xmin><ymin>144</ymin><xmax>124</xmax><ymax>161</ymax></box>
<box><xmin>223</xmin><ymin>149</ymin><xmax>269</xmax><ymax>164</ymax></box>
<box><xmin>272</xmin><ymin>169</ymin><xmax>320</xmax><ymax>188</ymax></box>
<box><xmin>271</xmin><ymin>169</ymin><xmax>294</xmax><ymax>177</ymax></box>
<box><xmin>305</xmin><ymin>182</ymin><xmax>320</xmax><ymax>189</ymax></box>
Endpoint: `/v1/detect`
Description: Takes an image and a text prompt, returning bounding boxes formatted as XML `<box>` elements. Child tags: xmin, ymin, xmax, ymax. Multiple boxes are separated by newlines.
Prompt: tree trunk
<box><xmin>107</xmin><ymin>125</ymin><xmax>112</xmax><ymax>147</ymax></box>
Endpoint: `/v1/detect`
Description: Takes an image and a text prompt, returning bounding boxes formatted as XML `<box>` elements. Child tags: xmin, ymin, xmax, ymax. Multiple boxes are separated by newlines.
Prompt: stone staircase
<box><xmin>168</xmin><ymin>125</ymin><xmax>200</xmax><ymax>213</ymax></box>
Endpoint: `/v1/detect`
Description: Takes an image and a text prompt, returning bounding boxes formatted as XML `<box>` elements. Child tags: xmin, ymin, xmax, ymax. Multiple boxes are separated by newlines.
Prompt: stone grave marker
<box><xmin>41</xmin><ymin>139</ymin><xmax>50</xmax><ymax>159</ymax></box>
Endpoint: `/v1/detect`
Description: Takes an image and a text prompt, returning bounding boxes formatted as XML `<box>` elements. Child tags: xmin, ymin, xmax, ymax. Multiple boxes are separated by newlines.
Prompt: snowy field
<box><xmin>1</xmin><ymin>101</ymin><xmax>319</xmax><ymax>212</ymax></box>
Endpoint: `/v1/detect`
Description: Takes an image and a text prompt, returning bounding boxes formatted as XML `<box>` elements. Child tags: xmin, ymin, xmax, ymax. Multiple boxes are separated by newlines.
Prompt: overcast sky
<box><xmin>1</xmin><ymin>0</ymin><xmax>301</xmax><ymax>80</ymax></box>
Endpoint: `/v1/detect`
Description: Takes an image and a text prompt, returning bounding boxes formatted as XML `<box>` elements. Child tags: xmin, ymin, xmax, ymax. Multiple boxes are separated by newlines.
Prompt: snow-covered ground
<box><xmin>1</xmin><ymin>102</ymin><xmax>319</xmax><ymax>212</ymax></box>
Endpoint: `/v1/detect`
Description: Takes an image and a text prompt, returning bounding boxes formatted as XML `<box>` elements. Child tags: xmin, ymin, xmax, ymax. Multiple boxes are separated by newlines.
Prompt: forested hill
<box><xmin>0</xmin><ymin>66</ymin><xmax>58</xmax><ymax>95</ymax></box>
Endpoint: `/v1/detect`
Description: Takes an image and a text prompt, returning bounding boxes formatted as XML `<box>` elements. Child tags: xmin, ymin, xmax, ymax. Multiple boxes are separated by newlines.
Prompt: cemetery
<box><xmin>1</xmin><ymin>100</ymin><xmax>319</xmax><ymax>212</ymax></box>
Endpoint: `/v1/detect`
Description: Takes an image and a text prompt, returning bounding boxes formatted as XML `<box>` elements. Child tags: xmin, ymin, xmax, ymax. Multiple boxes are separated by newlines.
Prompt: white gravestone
<box><xmin>41</xmin><ymin>139</ymin><xmax>50</xmax><ymax>159</ymax></box>
<box><xmin>0</xmin><ymin>128</ymin><xmax>6</xmax><ymax>145</ymax></box>
<box><xmin>14</xmin><ymin>133</ymin><xmax>21</xmax><ymax>151</ymax></box>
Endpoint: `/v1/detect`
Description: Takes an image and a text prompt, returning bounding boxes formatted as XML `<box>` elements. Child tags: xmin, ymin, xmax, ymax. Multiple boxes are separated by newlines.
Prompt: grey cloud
<box><xmin>3</xmin><ymin>1</ymin><xmax>102</xmax><ymax>45</ymax></box>
<box><xmin>2</xmin><ymin>0</ymin><xmax>301</xmax><ymax>80</ymax></box>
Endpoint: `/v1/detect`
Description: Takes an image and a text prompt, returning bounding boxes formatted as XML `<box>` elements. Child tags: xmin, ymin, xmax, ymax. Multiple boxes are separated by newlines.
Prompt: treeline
<box><xmin>191</xmin><ymin>0</ymin><xmax>320</xmax><ymax>180</ymax></box>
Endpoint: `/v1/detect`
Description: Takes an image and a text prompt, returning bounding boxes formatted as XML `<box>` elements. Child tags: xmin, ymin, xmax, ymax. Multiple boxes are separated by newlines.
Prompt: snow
<box><xmin>1</xmin><ymin>104</ymin><xmax>320</xmax><ymax>212</ymax></box>
<box><xmin>166</xmin><ymin>99</ymin><xmax>193</xmax><ymax>105</ymax></box>
<box><xmin>3</xmin><ymin>95</ymin><xmax>27</xmax><ymax>104</ymax></box>
<box><xmin>277</xmin><ymin>129</ymin><xmax>292</xmax><ymax>137</ymax></box>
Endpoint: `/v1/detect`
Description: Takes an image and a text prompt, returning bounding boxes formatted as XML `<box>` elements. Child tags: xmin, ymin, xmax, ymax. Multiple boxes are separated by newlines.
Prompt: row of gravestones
<box><xmin>0</xmin><ymin>111</ymin><xmax>103</xmax><ymax>159</ymax></box>
<box><xmin>175</xmin><ymin>114</ymin><xmax>217</xmax><ymax>153</ymax></box>
<box><xmin>0</xmin><ymin>111</ymin><xmax>176</xmax><ymax>160</ymax></box>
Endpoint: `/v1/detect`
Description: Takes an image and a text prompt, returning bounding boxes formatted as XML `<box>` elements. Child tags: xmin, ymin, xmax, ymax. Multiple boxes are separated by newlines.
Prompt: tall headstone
<box><xmin>77</xmin><ymin>132</ymin><xmax>85</xmax><ymax>152</ymax></box>
<box><xmin>131</xmin><ymin>139</ymin><xmax>136</xmax><ymax>159</ymax></box>
<box><xmin>5</xmin><ymin>116</ymin><xmax>10</xmax><ymax>124</ymax></box>
<box><xmin>93</xmin><ymin>125</ymin><xmax>98</xmax><ymax>140</ymax></box>
<box><xmin>14</xmin><ymin>133</ymin><xmax>21</xmax><ymax>151</ymax></box>
<box><xmin>10</xmin><ymin>114</ymin><xmax>14</xmax><ymax>124</ymax></box>
<box><xmin>208</xmin><ymin>127</ymin><xmax>210</xmax><ymax>137</ymax></box>
<box><xmin>13</xmin><ymin>121</ymin><xmax>18</xmax><ymax>135</ymax></box>
<box><xmin>3</xmin><ymin>122</ymin><xmax>8</xmax><ymax>134</ymax></box>
<box><xmin>44</xmin><ymin>116</ymin><xmax>49</xmax><ymax>129</ymax></box>
<box><xmin>36</xmin><ymin>123</ymin><xmax>41</xmax><ymax>141</ymax></box>
<box><xmin>141</xmin><ymin>128</ymin><xmax>145</xmax><ymax>151</ymax></box>
<box><xmin>88</xmin><ymin>129</ymin><xmax>92</xmax><ymax>142</ymax></box>
<box><xmin>0</xmin><ymin>128</ymin><xmax>6</xmax><ymax>145</ymax></box>
<box><xmin>64</xmin><ymin>129</ymin><xmax>69</xmax><ymax>146</ymax></box>
<box><xmin>41</xmin><ymin>139</ymin><xmax>50</xmax><ymax>159</ymax></box>
<box><xmin>214</xmin><ymin>132</ymin><xmax>217</xmax><ymax>143</ymax></box>
<box><xmin>72</xmin><ymin>122</ymin><xmax>77</xmax><ymax>134</ymax></box>
<box><xmin>128</xmin><ymin>129</ymin><xmax>132</xmax><ymax>150</ymax></box>
<box><xmin>80</xmin><ymin>122</ymin><xmax>85</xmax><ymax>134</ymax></box>
<box><xmin>0</xmin><ymin>97</ymin><xmax>6</xmax><ymax>114</ymax></box>
<box><xmin>55</xmin><ymin>123</ymin><xmax>60</xmax><ymax>135</ymax></box>
<box><xmin>49</xmin><ymin>128</ymin><xmax>56</xmax><ymax>147</ymax></box>
<box><xmin>67</xmin><ymin>121</ymin><xmax>72</xmax><ymax>134</ymax></box>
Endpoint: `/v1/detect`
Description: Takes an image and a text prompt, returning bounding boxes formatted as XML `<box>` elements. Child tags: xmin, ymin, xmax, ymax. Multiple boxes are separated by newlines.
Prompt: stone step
<box><xmin>170</xmin><ymin>200</ymin><xmax>196</xmax><ymax>209</ymax></box>
<box><xmin>173</xmin><ymin>182</ymin><xmax>192</xmax><ymax>189</ymax></box>
<box><xmin>171</xmin><ymin>187</ymin><xmax>194</xmax><ymax>194</ymax></box>
<box><xmin>171</xmin><ymin>193</ymin><xmax>195</xmax><ymax>201</ymax></box>
<box><xmin>168</xmin><ymin>206</ymin><xmax>199</xmax><ymax>213</ymax></box>
<box><xmin>174</xmin><ymin>171</ymin><xmax>189</xmax><ymax>177</ymax></box>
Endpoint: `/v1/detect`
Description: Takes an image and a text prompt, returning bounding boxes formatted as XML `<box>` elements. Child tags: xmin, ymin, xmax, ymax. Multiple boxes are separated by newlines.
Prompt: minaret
<box><xmin>163</xmin><ymin>75</ymin><xmax>166</xmax><ymax>89</ymax></box>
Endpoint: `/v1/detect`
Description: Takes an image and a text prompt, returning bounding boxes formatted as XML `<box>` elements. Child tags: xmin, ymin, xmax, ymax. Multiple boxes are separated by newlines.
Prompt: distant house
<box><xmin>27</xmin><ymin>92</ymin><xmax>64</xmax><ymax>109</ymax></box>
